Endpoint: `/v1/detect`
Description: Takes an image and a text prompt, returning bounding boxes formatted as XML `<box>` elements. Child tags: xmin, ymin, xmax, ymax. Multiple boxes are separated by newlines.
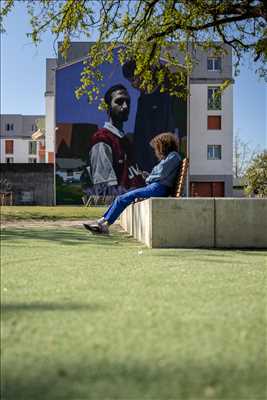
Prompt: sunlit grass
<box><xmin>1</xmin><ymin>225</ymin><xmax>266</xmax><ymax>400</ymax></box>
<box><xmin>0</xmin><ymin>206</ymin><xmax>106</xmax><ymax>221</ymax></box>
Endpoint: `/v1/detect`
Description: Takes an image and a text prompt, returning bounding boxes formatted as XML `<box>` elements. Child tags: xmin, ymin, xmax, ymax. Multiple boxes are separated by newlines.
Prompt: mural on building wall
<box><xmin>56</xmin><ymin>51</ymin><xmax>187</xmax><ymax>204</ymax></box>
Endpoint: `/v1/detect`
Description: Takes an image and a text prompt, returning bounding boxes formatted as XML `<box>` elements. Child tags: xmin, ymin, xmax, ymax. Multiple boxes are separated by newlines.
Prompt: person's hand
<box><xmin>141</xmin><ymin>171</ymin><xmax>149</xmax><ymax>179</ymax></box>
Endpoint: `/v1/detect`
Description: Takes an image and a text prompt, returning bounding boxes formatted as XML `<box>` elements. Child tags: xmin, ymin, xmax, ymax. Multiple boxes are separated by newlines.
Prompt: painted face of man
<box><xmin>109</xmin><ymin>90</ymin><xmax>131</xmax><ymax>123</ymax></box>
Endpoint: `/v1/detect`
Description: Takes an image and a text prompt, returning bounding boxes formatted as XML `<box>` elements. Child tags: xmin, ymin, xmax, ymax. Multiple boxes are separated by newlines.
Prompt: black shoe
<box><xmin>83</xmin><ymin>222</ymin><xmax>109</xmax><ymax>234</ymax></box>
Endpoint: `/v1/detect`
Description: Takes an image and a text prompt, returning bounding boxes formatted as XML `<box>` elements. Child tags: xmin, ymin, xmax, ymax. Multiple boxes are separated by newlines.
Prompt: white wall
<box><xmin>0</xmin><ymin>138</ymin><xmax>41</xmax><ymax>163</ymax></box>
<box><xmin>45</xmin><ymin>95</ymin><xmax>55</xmax><ymax>161</ymax></box>
<box><xmin>0</xmin><ymin>138</ymin><xmax>5</xmax><ymax>161</ymax></box>
<box><xmin>189</xmin><ymin>83</ymin><xmax>233</xmax><ymax>176</ymax></box>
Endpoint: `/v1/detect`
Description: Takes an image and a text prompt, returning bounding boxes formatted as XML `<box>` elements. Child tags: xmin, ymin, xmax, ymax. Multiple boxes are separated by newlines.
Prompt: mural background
<box><xmin>56</xmin><ymin>52</ymin><xmax>187</xmax><ymax>204</ymax></box>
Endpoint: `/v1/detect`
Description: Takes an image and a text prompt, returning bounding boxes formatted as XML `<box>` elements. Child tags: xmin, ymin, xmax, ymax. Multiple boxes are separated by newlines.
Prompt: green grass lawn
<box><xmin>1</xmin><ymin>207</ymin><xmax>266</xmax><ymax>399</ymax></box>
<box><xmin>1</xmin><ymin>205</ymin><xmax>105</xmax><ymax>221</ymax></box>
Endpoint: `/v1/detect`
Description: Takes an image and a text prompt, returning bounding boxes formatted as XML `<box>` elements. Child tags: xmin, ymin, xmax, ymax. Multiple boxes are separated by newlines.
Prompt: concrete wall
<box><xmin>133</xmin><ymin>200</ymin><xmax>152</xmax><ymax>247</ymax></box>
<box><xmin>120</xmin><ymin>203</ymin><xmax>134</xmax><ymax>236</ymax></box>
<box><xmin>0</xmin><ymin>164</ymin><xmax>54</xmax><ymax>205</ymax></box>
<box><xmin>215</xmin><ymin>198</ymin><xmax>267</xmax><ymax>248</ymax></box>
<box><xmin>150</xmin><ymin>198</ymin><xmax>214</xmax><ymax>248</ymax></box>
<box><xmin>120</xmin><ymin>198</ymin><xmax>267</xmax><ymax>249</ymax></box>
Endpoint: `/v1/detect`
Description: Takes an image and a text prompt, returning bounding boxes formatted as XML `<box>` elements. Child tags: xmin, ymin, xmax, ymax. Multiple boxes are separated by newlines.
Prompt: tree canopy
<box><xmin>245</xmin><ymin>150</ymin><xmax>267</xmax><ymax>197</ymax></box>
<box><xmin>1</xmin><ymin>0</ymin><xmax>266</xmax><ymax>101</ymax></box>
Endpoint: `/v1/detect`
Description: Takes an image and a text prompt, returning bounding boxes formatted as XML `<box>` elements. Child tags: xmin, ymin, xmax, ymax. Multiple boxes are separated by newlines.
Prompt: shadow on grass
<box><xmin>1</xmin><ymin>227</ymin><xmax>135</xmax><ymax>247</ymax></box>
<box><xmin>2</xmin><ymin>360</ymin><xmax>266</xmax><ymax>400</ymax></box>
<box><xmin>162</xmin><ymin>257</ymin><xmax>264</xmax><ymax>266</ymax></box>
<box><xmin>163</xmin><ymin>257</ymin><xmax>251</xmax><ymax>266</ymax></box>
<box><xmin>2</xmin><ymin>302</ymin><xmax>106</xmax><ymax>313</ymax></box>
<box><xmin>151</xmin><ymin>250</ymin><xmax>266</xmax><ymax>265</ymax></box>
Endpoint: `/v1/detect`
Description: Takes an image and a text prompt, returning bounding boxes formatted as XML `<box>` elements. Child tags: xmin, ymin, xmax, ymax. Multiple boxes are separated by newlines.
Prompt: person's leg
<box><xmin>83</xmin><ymin>183</ymin><xmax>169</xmax><ymax>233</ymax></box>
<box><xmin>103</xmin><ymin>182</ymin><xmax>169</xmax><ymax>225</ymax></box>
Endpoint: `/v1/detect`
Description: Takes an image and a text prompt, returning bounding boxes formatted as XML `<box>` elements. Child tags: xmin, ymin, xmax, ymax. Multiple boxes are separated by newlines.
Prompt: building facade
<box><xmin>46</xmin><ymin>42</ymin><xmax>233</xmax><ymax>200</ymax></box>
<box><xmin>0</xmin><ymin>114</ymin><xmax>45</xmax><ymax>164</ymax></box>
<box><xmin>189</xmin><ymin>46</ymin><xmax>233</xmax><ymax>196</ymax></box>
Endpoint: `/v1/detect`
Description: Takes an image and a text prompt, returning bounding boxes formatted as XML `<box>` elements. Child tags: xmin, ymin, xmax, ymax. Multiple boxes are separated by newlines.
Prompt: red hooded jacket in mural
<box><xmin>88</xmin><ymin>127</ymin><xmax>145</xmax><ymax>195</ymax></box>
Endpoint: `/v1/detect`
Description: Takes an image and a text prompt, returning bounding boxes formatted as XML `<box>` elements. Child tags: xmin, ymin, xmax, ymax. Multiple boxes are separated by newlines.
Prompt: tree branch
<box><xmin>147</xmin><ymin>4</ymin><xmax>265</xmax><ymax>41</ymax></box>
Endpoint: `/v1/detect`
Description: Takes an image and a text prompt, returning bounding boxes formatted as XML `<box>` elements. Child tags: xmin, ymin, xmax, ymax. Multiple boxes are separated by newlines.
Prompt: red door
<box><xmin>190</xmin><ymin>182</ymin><xmax>224</xmax><ymax>197</ymax></box>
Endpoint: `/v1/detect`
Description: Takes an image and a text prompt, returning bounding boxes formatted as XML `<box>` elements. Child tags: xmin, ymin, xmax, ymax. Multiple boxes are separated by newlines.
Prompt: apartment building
<box><xmin>189</xmin><ymin>47</ymin><xmax>233</xmax><ymax>196</ymax></box>
<box><xmin>0</xmin><ymin>114</ymin><xmax>46</xmax><ymax>164</ymax></box>
<box><xmin>45</xmin><ymin>42</ymin><xmax>233</xmax><ymax>199</ymax></box>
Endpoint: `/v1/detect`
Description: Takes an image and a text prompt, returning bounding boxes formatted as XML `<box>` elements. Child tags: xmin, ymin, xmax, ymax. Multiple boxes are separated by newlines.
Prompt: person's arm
<box><xmin>89</xmin><ymin>142</ymin><xmax>118</xmax><ymax>186</ymax></box>
<box><xmin>146</xmin><ymin>153</ymin><xmax>180</xmax><ymax>184</ymax></box>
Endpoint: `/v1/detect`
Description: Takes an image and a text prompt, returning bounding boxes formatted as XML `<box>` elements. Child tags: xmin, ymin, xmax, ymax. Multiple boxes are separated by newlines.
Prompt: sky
<box><xmin>1</xmin><ymin>1</ymin><xmax>266</xmax><ymax>151</ymax></box>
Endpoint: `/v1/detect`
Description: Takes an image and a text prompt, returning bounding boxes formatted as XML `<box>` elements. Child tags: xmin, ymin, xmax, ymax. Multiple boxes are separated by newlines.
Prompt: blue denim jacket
<box><xmin>145</xmin><ymin>151</ymin><xmax>181</xmax><ymax>187</ymax></box>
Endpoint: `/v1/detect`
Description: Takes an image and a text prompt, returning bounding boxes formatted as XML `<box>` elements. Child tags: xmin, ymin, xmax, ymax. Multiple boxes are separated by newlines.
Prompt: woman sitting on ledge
<box><xmin>83</xmin><ymin>132</ymin><xmax>181</xmax><ymax>234</ymax></box>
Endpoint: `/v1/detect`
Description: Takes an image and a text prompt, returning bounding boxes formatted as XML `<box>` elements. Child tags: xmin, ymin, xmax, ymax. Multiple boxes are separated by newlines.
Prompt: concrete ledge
<box><xmin>120</xmin><ymin>198</ymin><xmax>267</xmax><ymax>249</ymax></box>
<box><xmin>150</xmin><ymin>198</ymin><xmax>214</xmax><ymax>248</ymax></box>
<box><xmin>215</xmin><ymin>198</ymin><xmax>267</xmax><ymax>248</ymax></box>
<box><xmin>120</xmin><ymin>203</ymin><xmax>134</xmax><ymax>236</ymax></box>
<box><xmin>133</xmin><ymin>200</ymin><xmax>152</xmax><ymax>247</ymax></box>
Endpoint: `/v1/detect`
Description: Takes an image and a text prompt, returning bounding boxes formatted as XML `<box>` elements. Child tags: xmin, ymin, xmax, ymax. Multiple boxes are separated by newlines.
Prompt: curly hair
<box><xmin>150</xmin><ymin>132</ymin><xmax>179</xmax><ymax>160</ymax></box>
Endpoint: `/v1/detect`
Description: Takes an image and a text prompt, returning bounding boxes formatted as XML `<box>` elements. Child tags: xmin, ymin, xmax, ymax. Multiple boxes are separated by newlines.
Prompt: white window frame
<box><xmin>6</xmin><ymin>157</ymin><xmax>14</xmax><ymax>163</ymax></box>
<box><xmin>207</xmin><ymin>145</ymin><xmax>222</xmax><ymax>160</ymax></box>
<box><xmin>207</xmin><ymin>57</ymin><xmax>222</xmax><ymax>71</ymax></box>
<box><xmin>208</xmin><ymin>87</ymin><xmax>222</xmax><ymax>110</ymax></box>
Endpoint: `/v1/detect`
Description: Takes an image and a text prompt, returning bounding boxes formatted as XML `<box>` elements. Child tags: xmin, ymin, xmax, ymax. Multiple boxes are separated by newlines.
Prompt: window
<box><xmin>207</xmin><ymin>145</ymin><xmax>222</xmax><ymax>160</ymax></box>
<box><xmin>207</xmin><ymin>57</ymin><xmax>221</xmax><ymax>71</ymax></box>
<box><xmin>6</xmin><ymin>157</ymin><xmax>14</xmax><ymax>163</ymax></box>
<box><xmin>29</xmin><ymin>141</ymin><xmax>37</xmax><ymax>155</ymax></box>
<box><xmin>32</xmin><ymin>124</ymin><xmax>37</xmax><ymax>132</ymax></box>
<box><xmin>208</xmin><ymin>115</ymin><xmax>221</xmax><ymax>130</ymax></box>
<box><xmin>28</xmin><ymin>157</ymin><xmax>37</xmax><ymax>163</ymax></box>
<box><xmin>5</xmin><ymin>140</ymin><xmax>14</xmax><ymax>154</ymax></box>
<box><xmin>208</xmin><ymin>87</ymin><xmax>221</xmax><ymax>110</ymax></box>
<box><xmin>5</xmin><ymin>123</ymin><xmax>14</xmax><ymax>131</ymax></box>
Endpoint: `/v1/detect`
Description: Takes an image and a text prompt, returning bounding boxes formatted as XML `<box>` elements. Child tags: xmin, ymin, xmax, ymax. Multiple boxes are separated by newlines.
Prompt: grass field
<box><xmin>1</xmin><ymin>207</ymin><xmax>266</xmax><ymax>399</ymax></box>
<box><xmin>1</xmin><ymin>205</ymin><xmax>105</xmax><ymax>221</ymax></box>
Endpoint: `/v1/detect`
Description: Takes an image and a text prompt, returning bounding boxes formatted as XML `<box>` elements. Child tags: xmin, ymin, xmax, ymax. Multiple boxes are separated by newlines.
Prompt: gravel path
<box><xmin>1</xmin><ymin>219</ymin><xmax>94</xmax><ymax>229</ymax></box>
<box><xmin>1</xmin><ymin>219</ymin><xmax>122</xmax><ymax>230</ymax></box>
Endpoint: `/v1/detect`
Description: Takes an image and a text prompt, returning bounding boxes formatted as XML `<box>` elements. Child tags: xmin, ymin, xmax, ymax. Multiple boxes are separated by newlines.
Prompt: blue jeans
<box><xmin>103</xmin><ymin>182</ymin><xmax>170</xmax><ymax>225</ymax></box>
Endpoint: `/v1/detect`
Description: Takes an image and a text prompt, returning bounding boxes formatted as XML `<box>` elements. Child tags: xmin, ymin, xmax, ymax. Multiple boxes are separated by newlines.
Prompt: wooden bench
<box><xmin>171</xmin><ymin>157</ymin><xmax>189</xmax><ymax>198</ymax></box>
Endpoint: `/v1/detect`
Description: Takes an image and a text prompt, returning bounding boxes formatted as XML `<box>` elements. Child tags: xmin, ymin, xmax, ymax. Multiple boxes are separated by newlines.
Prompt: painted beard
<box><xmin>110</xmin><ymin>108</ymin><xmax>129</xmax><ymax>123</ymax></box>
